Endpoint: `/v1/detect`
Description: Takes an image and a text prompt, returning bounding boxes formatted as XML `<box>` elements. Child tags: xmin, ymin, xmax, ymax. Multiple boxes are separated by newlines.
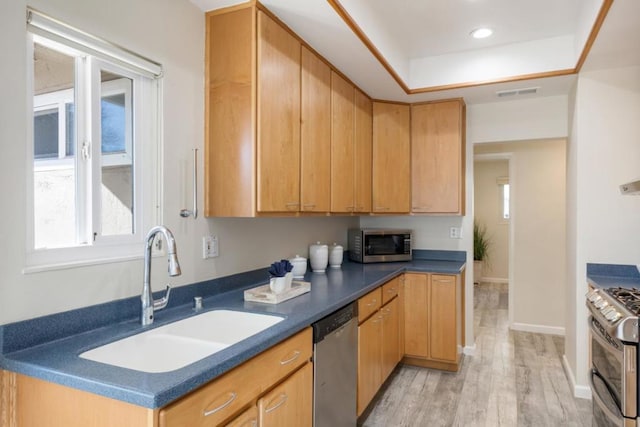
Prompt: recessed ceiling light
<box><xmin>470</xmin><ymin>27</ymin><xmax>493</xmax><ymax>39</ymax></box>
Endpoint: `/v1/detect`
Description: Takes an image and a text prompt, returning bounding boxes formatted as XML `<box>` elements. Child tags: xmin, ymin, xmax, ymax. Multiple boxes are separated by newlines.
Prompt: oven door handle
<box><xmin>591</xmin><ymin>368</ymin><xmax>622</xmax><ymax>411</ymax></box>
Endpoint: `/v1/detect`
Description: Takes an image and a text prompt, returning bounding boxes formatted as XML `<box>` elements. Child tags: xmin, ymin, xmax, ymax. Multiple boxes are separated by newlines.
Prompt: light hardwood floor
<box><xmin>361</xmin><ymin>282</ymin><xmax>593</xmax><ymax>426</ymax></box>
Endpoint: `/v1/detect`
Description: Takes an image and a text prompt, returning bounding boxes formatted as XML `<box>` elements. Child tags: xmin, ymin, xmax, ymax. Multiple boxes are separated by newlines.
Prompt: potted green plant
<box><xmin>473</xmin><ymin>222</ymin><xmax>491</xmax><ymax>284</ymax></box>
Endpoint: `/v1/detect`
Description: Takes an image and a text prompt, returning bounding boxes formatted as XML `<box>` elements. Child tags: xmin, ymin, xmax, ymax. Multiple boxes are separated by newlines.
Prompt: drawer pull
<box><xmin>279</xmin><ymin>350</ymin><xmax>301</xmax><ymax>365</ymax></box>
<box><xmin>203</xmin><ymin>392</ymin><xmax>237</xmax><ymax>417</ymax></box>
<box><xmin>265</xmin><ymin>393</ymin><xmax>288</xmax><ymax>413</ymax></box>
<box><xmin>366</xmin><ymin>299</ymin><xmax>377</xmax><ymax>306</ymax></box>
<box><xmin>387</xmin><ymin>287</ymin><xmax>396</xmax><ymax>293</ymax></box>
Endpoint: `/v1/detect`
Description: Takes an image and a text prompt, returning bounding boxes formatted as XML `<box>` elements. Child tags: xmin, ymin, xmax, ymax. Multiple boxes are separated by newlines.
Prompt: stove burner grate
<box><xmin>605</xmin><ymin>287</ymin><xmax>640</xmax><ymax>315</ymax></box>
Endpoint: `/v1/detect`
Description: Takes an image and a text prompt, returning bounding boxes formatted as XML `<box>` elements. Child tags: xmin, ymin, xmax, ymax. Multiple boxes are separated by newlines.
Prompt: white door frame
<box><xmin>473</xmin><ymin>152</ymin><xmax>515</xmax><ymax>328</ymax></box>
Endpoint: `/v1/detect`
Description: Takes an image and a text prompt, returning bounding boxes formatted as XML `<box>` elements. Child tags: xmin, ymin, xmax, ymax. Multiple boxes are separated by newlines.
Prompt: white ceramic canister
<box><xmin>289</xmin><ymin>254</ymin><xmax>307</xmax><ymax>279</ymax></box>
<box><xmin>309</xmin><ymin>242</ymin><xmax>328</xmax><ymax>273</ymax></box>
<box><xmin>329</xmin><ymin>243</ymin><xmax>343</xmax><ymax>268</ymax></box>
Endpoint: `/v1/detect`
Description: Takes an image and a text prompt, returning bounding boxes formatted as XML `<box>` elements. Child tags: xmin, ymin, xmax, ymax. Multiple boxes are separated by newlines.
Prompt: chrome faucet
<box><xmin>141</xmin><ymin>225</ymin><xmax>181</xmax><ymax>326</ymax></box>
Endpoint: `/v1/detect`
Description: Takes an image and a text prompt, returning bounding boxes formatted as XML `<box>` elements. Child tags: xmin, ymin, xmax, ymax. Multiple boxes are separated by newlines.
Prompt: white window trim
<box><xmin>497</xmin><ymin>176</ymin><xmax>510</xmax><ymax>223</ymax></box>
<box><xmin>25</xmin><ymin>27</ymin><xmax>162</xmax><ymax>273</ymax></box>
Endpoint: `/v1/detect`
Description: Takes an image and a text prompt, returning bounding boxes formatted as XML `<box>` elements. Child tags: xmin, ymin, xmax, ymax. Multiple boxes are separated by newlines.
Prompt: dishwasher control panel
<box><xmin>312</xmin><ymin>302</ymin><xmax>358</xmax><ymax>343</ymax></box>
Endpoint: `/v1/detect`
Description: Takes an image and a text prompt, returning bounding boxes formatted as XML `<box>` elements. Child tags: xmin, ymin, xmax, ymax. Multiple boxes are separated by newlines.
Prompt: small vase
<box><xmin>329</xmin><ymin>243</ymin><xmax>343</xmax><ymax>268</ymax></box>
<box><xmin>270</xmin><ymin>272</ymin><xmax>293</xmax><ymax>294</ymax></box>
<box><xmin>309</xmin><ymin>242</ymin><xmax>328</xmax><ymax>273</ymax></box>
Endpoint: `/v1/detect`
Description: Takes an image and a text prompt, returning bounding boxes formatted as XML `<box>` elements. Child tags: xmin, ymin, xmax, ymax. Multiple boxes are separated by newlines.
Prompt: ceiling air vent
<box><xmin>496</xmin><ymin>87</ymin><xmax>540</xmax><ymax>98</ymax></box>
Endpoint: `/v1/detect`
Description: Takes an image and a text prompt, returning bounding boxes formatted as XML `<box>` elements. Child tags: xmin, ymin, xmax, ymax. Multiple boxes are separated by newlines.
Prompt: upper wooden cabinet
<box><xmin>257</xmin><ymin>10</ymin><xmax>301</xmax><ymax>213</ymax></box>
<box><xmin>300</xmin><ymin>47</ymin><xmax>331</xmax><ymax>213</ymax></box>
<box><xmin>205</xmin><ymin>6</ymin><xmax>301</xmax><ymax>216</ymax></box>
<box><xmin>372</xmin><ymin>102</ymin><xmax>411</xmax><ymax>213</ymax></box>
<box><xmin>411</xmin><ymin>99</ymin><xmax>466</xmax><ymax>215</ymax></box>
<box><xmin>354</xmin><ymin>89</ymin><xmax>373</xmax><ymax>213</ymax></box>
<box><xmin>330</xmin><ymin>72</ymin><xmax>355</xmax><ymax>213</ymax></box>
<box><xmin>330</xmin><ymin>73</ymin><xmax>372</xmax><ymax>214</ymax></box>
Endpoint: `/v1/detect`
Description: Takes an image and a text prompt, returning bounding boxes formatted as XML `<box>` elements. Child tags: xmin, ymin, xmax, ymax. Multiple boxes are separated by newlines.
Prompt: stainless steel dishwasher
<box><xmin>312</xmin><ymin>302</ymin><xmax>358</xmax><ymax>427</ymax></box>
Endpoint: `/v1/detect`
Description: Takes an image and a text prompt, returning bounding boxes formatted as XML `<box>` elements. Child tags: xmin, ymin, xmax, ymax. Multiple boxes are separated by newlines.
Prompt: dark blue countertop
<box><xmin>587</xmin><ymin>263</ymin><xmax>640</xmax><ymax>290</ymax></box>
<box><xmin>0</xmin><ymin>252</ymin><xmax>465</xmax><ymax>409</ymax></box>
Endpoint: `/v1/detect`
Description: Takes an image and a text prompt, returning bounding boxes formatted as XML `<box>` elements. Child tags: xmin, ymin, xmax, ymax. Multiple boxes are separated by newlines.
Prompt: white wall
<box><xmin>473</xmin><ymin>160</ymin><xmax>509</xmax><ymax>281</ymax></box>
<box><xmin>566</xmin><ymin>65</ymin><xmax>640</xmax><ymax>395</ymax></box>
<box><xmin>468</xmin><ymin>95</ymin><xmax>569</xmax><ymax>143</ymax></box>
<box><xmin>476</xmin><ymin>140</ymin><xmax>567</xmax><ymax>333</ymax></box>
<box><xmin>0</xmin><ymin>0</ymin><xmax>357</xmax><ymax>325</ymax></box>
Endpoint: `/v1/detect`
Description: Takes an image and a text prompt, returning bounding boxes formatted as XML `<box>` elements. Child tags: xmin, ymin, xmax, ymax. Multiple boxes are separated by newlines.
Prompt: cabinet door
<box><xmin>300</xmin><ymin>47</ymin><xmax>331</xmax><ymax>212</ymax></box>
<box><xmin>430</xmin><ymin>274</ymin><xmax>458</xmax><ymax>362</ymax></box>
<box><xmin>205</xmin><ymin>8</ymin><xmax>254</xmax><ymax>217</ymax></box>
<box><xmin>257</xmin><ymin>11</ymin><xmax>301</xmax><ymax>212</ymax></box>
<box><xmin>330</xmin><ymin>71</ymin><xmax>355</xmax><ymax>213</ymax></box>
<box><xmin>354</xmin><ymin>89</ymin><xmax>372</xmax><ymax>213</ymax></box>
<box><xmin>372</xmin><ymin>102</ymin><xmax>410</xmax><ymax>213</ymax></box>
<box><xmin>403</xmin><ymin>273</ymin><xmax>429</xmax><ymax>358</ymax></box>
<box><xmin>381</xmin><ymin>297</ymin><xmax>400</xmax><ymax>382</ymax></box>
<box><xmin>259</xmin><ymin>363</ymin><xmax>313</xmax><ymax>427</ymax></box>
<box><xmin>357</xmin><ymin>314</ymin><xmax>383</xmax><ymax>416</ymax></box>
<box><xmin>411</xmin><ymin>100</ymin><xmax>465</xmax><ymax>214</ymax></box>
<box><xmin>225</xmin><ymin>405</ymin><xmax>258</xmax><ymax>427</ymax></box>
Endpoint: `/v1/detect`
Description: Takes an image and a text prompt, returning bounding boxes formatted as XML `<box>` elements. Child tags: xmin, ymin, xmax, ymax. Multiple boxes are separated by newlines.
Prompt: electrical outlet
<box><xmin>202</xmin><ymin>235</ymin><xmax>219</xmax><ymax>259</ymax></box>
<box><xmin>449</xmin><ymin>227</ymin><xmax>462</xmax><ymax>239</ymax></box>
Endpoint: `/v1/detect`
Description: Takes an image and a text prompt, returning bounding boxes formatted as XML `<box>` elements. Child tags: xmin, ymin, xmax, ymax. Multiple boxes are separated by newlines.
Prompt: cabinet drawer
<box><xmin>381</xmin><ymin>277</ymin><xmax>400</xmax><ymax>305</ymax></box>
<box><xmin>225</xmin><ymin>405</ymin><xmax>258</xmax><ymax>427</ymax></box>
<box><xmin>358</xmin><ymin>288</ymin><xmax>382</xmax><ymax>323</ymax></box>
<box><xmin>159</xmin><ymin>328</ymin><xmax>312</xmax><ymax>427</ymax></box>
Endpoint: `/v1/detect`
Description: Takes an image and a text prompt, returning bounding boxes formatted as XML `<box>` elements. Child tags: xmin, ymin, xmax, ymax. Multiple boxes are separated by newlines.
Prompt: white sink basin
<box><xmin>80</xmin><ymin>310</ymin><xmax>284</xmax><ymax>373</ymax></box>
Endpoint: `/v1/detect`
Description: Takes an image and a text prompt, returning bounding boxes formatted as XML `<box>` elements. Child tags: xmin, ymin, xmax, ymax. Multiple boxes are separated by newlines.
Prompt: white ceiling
<box><xmin>192</xmin><ymin>0</ymin><xmax>640</xmax><ymax>104</ymax></box>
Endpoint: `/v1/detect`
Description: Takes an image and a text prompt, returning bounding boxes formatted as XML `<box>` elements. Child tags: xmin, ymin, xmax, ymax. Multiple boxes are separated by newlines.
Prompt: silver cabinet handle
<box><xmin>180</xmin><ymin>148</ymin><xmax>198</xmax><ymax>219</ymax></box>
<box><xmin>366</xmin><ymin>298</ymin><xmax>377</xmax><ymax>306</ymax></box>
<box><xmin>203</xmin><ymin>392</ymin><xmax>236</xmax><ymax>417</ymax></box>
<box><xmin>374</xmin><ymin>206</ymin><xmax>390</xmax><ymax>211</ymax></box>
<box><xmin>265</xmin><ymin>393</ymin><xmax>288</xmax><ymax>413</ymax></box>
<box><xmin>280</xmin><ymin>350</ymin><xmax>301</xmax><ymax>365</ymax></box>
<box><xmin>285</xmin><ymin>202</ymin><xmax>299</xmax><ymax>210</ymax></box>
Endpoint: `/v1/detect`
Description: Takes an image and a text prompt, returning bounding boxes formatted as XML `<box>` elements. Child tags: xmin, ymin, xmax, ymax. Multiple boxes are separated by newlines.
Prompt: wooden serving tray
<box><xmin>244</xmin><ymin>281</ymin><xmax>311</xmax><ymax>304</ymax></box>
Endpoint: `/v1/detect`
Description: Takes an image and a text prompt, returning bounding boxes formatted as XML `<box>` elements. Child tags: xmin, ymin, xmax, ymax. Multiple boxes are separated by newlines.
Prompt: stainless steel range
<box><xmin>587</xmin><ymin>285</ymin><xmax>640</xmax><ymax>427</ymax></box>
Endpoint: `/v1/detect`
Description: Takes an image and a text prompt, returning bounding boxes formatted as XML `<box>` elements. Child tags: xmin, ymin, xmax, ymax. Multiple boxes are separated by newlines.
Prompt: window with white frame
<box><xmin>27</xmin><ymin>8</ymin><xmax>161</xmax><ymax>269</ymax></box>
<box><xmin>497</xmin><ymin>176</ymin><xmax>510</xmax><ymax>221</ymax></box>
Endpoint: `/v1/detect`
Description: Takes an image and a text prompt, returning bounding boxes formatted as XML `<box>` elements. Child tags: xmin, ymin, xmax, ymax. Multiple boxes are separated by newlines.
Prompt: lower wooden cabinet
<box><xmin>357</xmin><ymin>308</ymin><xmax>383</xmax><ymax>415</ymax></box>
<box><xmin>381</xmin><ymin>297</ymin><xmax>401</xmax><ymax>381</ymax></box>
<box><xmin>159</xmin><ymin>328</ymin><xmax>311</xmax><ymax>426</ymax></box>
<box><xmin>258</xmin><ymin>362</ymin><xmax>312</xmax><ymax>426</ymax></box>
<box><xmin>357</xmin><ymin>282</ymin><xmax>402</xmax><ymax>416</ymax></box>
<box><xmin>403</xmin><ymin>273</ymin><xmax>462</xmax><ymax>371</ymax></box>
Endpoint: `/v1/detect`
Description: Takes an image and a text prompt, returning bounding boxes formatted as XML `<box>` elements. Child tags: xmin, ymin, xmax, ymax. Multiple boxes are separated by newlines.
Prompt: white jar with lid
<box><xmin>329</xmin><ymin>243</ymin><xmax>343</xmax><ymax>268</ymax></box>
<box><xmin>309</xmin><ymin>242</ymin><xmax>328</xmax><ymax>273</ymax></box>
<box><xmin>289</xmin><ymin>255</ymin><xmax>307</xmax><ymax>279</ymax></box>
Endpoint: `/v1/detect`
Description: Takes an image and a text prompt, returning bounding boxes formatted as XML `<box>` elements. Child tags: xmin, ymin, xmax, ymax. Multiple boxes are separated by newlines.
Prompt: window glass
<box><xmin>100</xmin><ymin>71</ymin><xmax>134</xmax><ymax>236</ymax></box>
<box><xmin>34</xmin><ymin>108</ymin><xmax>59</xmax><ymax>159</ymax></box>
<box><xmin>33</xmin><ymin>42</ymin><xmax>76</xmax><ymax>249</ymax></box>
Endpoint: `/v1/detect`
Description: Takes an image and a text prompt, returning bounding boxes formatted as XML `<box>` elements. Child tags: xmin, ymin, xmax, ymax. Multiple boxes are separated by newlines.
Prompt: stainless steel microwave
<box><xmin>348</xmin><ymin>229</ymin><xmax>412</xmax><ymax>263</ymax></box>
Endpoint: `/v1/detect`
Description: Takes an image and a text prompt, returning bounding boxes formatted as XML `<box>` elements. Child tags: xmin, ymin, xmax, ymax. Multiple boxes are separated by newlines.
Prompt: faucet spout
<box><xmin>142</xmin><ymin>226</ymin><xmax>181</xmax><ymax>326</ymax></box>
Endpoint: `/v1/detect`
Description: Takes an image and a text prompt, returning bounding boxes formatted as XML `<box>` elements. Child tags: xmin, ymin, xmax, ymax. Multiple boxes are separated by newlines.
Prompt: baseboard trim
<box><xmin>479</xmin><ymin>277</ymin><xmax>509</xmax><ymax>284</ymax></box>
<box><xmin>562</xmin><ymin>355</ymin><xmax>592</xmax><ymax>400</ymax></box>
<box><xmin>463</xmin><ymin>344</ymin><xmax>476</xmax><ymax>356</ymax></box>
<box><xmin>510</xmin><ymin>322</ymin><xmax>565</xmax><ymax>336</ymax></box>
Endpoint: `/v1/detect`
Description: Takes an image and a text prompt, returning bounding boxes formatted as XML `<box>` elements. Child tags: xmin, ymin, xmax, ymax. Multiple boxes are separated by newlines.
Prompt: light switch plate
<box><xmin>202</xmin><ymin>235</ymin><xmax>219</xmax><ymax>259</ymax></box>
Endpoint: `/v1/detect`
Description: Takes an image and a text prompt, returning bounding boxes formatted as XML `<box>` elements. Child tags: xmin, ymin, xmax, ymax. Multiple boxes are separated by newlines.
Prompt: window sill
<box><xmin>23</xmin><ymin>243</ymin><xmax>147</xmax><ymax>274</ymax></box>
